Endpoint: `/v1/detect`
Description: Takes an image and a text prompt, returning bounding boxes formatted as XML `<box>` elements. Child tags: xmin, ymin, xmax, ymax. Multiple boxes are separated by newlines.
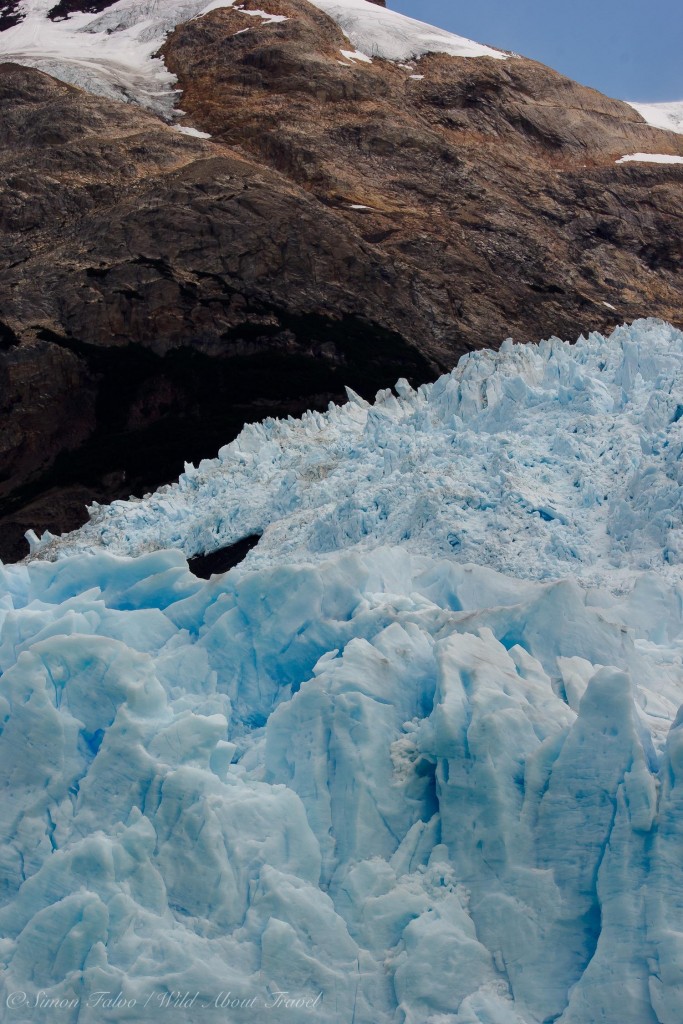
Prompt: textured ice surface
<box><xmin>0</xmin><ymin>0</ymin><xmax>502</xmax><ymax>117</ymax></box>
<box><xmin>2</xmin><ymin>546</ymin><xmax>683</xmax><ymax>1023</ymax></box>
<box><xmin>3</xmin><ymin>319</ymin><xmax>683</xmax><ymax>1022</ymax></box>
<box><xmin>34</xmin><ymin>319</ymin><xmax>683</xmax><ymax>592</ymax></box>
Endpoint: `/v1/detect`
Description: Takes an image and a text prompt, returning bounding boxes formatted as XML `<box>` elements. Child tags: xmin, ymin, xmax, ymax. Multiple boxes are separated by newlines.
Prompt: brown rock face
<box><xmin>46</xmin><ymin>1</ymin><xmax>122</xmax><ymax>20</ymax></box>
<box><xmin>1</xmin><ymin>0</ymin><xmax>682</xmax><ymax>560</ymax></box>
<box><xmin>0</xmin><ymin>63</ymin><xmax>438</xmax><ymax>559</ymax></box>
<box><xmin>163</xmin><ymin>0</ymin><xmax>683</xmax><ymax>361</ymax></box>
<box><xmin>0</xmin><ymin>2</ymin><xmax>23</xmax><ymax>31</ymax></box>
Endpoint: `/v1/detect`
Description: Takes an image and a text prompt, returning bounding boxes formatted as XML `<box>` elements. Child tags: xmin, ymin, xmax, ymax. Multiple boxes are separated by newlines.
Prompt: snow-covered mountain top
<box><xmin>0</xmin><ymin>0</ymin><xmax>503</xmax><ymax>116</ymax></box>
<box><xmin>30</xmin><ymin>319</ymin><xmax>683</xmax><ymax>593</ymax></box>
<box><xmin>2</xmin><ymin>2</ymin><xmax>680</xmax><ymax>133</ymax></box>
<box><xmin>629</xmin><ymin>100</ymin><xmax>683</xmax><ymax>136</ymax></box>
<box><xmin>306</xmin><ymin>0</ymin><xmax>504</xmax><ymax>62</ymax></box>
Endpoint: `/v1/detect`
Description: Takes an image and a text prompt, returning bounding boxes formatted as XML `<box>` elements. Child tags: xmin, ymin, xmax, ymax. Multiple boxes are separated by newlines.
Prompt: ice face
<box><xmin>2</xmin><ymin>319</ymin><xmax>683</xmax><ymax>1022</ymax></box>
<box><xmin>0</xmin><ymin>539</ymin><xmax>682</xmax><ymax>1022</ymax></box>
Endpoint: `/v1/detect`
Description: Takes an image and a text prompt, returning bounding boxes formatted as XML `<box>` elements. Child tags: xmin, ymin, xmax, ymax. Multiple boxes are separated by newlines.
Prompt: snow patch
<box><xmin>340</xmin><ymin>47</ymin><xmax>372</xmax><ymax>63</ymax></box>
<box><xmin>0</xmin><ymin>0</ymin><xmax>239</xmax><ymax>117</ymax></box>
<box><xmin>310</xmin><ymin>0</ymin><xmax>505</xmax><ymax>63</ymax></box>
<box><xmin>629</xmin><ymin>99</ymin><xmax>683</xmax><ymax>136</ymax></box>
<box><xmin>616</xmin><ymin>152</ymin><xmax>683</xmax><ymax>164</ymax></box>
<box><xmin>232</xmin><ymin>6</ymin><xmax>288</xmax><ymax>23</ymax></box>
<box><xmin>173</xmin><ymin>124</ymin><xmax>212</xmax><ymax>138</ymax></box>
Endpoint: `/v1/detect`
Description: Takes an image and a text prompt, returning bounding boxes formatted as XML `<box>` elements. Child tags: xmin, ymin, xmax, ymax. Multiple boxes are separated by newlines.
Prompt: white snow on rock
<box><xmin>616</xmin><ymin>152</ymin><xmax>683</xmax><ymax>164</ymax></box>
<box><xmin>2</xmin><ymin>318</ymin><xmax>683</xmax><ymax>1022</ymax></box>
<box><xmin>629</xmin><ymin>99</ymin><xmax>683</xmax><ymax>135</ymax></box>
<box><xmin>0</xmin><ymin>0</ymin><xmax>502</xmax><ymax>117</ymax></box>
<box><xmin>309</xmin><ymin>0</ymin><xmax>505</xmax><ymax>63</ymax></box>
<box><xmin>0</xmin><ymin>0</ymin><xmax>236</xmax><ymax>117</ymax></box>
<box><xmin>229</xmin><ymin>5</ymin><xmax>288</xmax><ymax>23</ymax></box>
<box><xmin>32</xmin><ymin>318</ymin><xmax>683</xmax><ymax>593</ymax></box>
<box><xmin>173</xmin><ymin>124</ymin><xmax>212</xmax><ymax>137</ymax></box>
<box><xmin>340</xmin><ymin>47</ymin><xmax>372</xmax><ymax>63</ymax></box>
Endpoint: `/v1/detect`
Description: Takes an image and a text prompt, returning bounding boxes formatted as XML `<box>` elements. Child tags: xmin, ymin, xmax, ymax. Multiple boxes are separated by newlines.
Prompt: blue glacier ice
<box><xmin>2</xmin><ymin>319</ymin><xmax>683</xmax><ymax>1022</ymax></box>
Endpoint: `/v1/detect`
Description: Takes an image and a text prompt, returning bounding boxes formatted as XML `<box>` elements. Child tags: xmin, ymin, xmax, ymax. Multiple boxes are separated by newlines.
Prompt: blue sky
<box><xmin>392</xmin><ymin>0</ymin><xmax>682</xmax><ymax>102</ymax></box>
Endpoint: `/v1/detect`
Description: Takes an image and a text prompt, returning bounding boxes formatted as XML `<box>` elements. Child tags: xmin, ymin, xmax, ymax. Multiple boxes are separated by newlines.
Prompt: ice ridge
<box><xmin>1</xmin><ymin>319</ymin><xmax>683</xmax><ymax>1022</ymax></box>
<box><xmin>32</xmin><ymin>318</ymin><xmax>683</xmax><ymax>593</ymax></box>
<box><xmin>1</xmin><ymin>543</ymin><xmax>683</xmax><ymax>1022</ymax></box>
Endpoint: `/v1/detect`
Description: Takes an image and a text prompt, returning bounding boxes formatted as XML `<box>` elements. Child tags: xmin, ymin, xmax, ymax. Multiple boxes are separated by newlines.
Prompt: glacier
<box><xmin>1</xmin><ymin>318</ymin><xmax>683</xmax><ymax>1022</ymax></box>
<box><xmin>32</xmin><ymin>318</ymin><xmax>683</xmax><ymax>590</ymax></box>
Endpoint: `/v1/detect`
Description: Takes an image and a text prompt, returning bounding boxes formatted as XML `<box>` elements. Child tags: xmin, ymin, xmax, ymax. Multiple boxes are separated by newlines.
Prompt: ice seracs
<box><xmin>2</xmin><ymin>318</ymin><xmax>683</xmax><ymax>1021</ymax></box>
<box><xmin>1</xmin><ymin>517</ymin><xmax>683</xmax><ymax>1021</ymax></box>
<box><xmin>32</xmin><ymin>318</ymin><xmax>683</xmax><ymax>593</ymax></box>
